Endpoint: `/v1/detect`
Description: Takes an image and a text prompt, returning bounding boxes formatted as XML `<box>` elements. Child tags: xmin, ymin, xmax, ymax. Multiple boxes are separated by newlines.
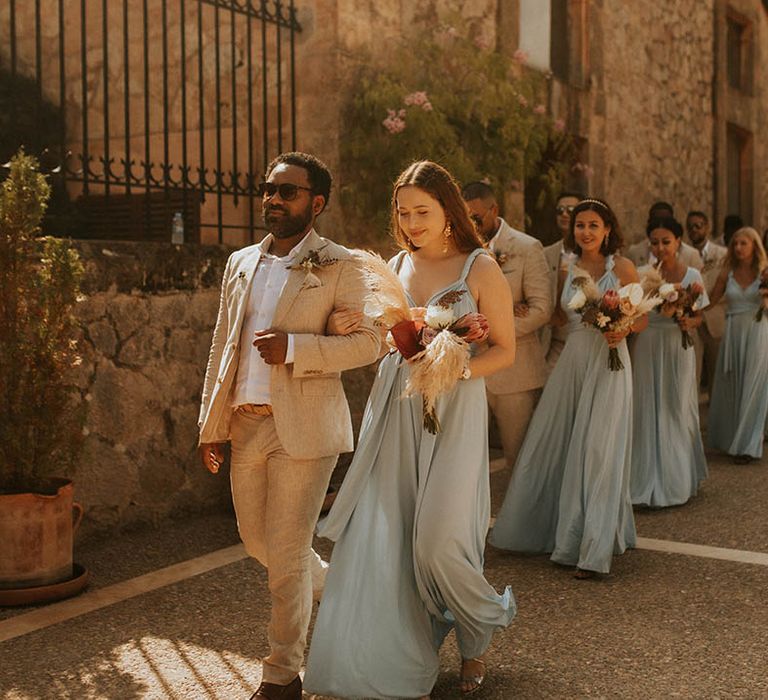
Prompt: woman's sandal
<box><xmin>574</xmin><ymin>567</ymin><xmax>596</xmax><ymax>580</ymax></box>
<box><xmin>460</xmin><ymin>656</ymin><xmax>487</xmax><ymax>695</ymax></box>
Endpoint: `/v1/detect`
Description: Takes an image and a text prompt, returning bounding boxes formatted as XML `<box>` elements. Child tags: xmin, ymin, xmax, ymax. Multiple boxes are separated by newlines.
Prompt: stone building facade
<box><xmin>294</xmin><ymin>0</ymin><xmax>767</xmax><ymax>244</ymax></box>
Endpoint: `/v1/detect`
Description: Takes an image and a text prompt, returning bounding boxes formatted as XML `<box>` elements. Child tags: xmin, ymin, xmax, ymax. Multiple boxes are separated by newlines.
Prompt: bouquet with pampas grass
<box><xmin>641</xmin><ymin>267</ymin><xmax>706</xmax><ymax>348</ymax></box>
<box><xmin>355</xmin><ymin>251</ymin><xmax>489</xmax><ymax>432</ymax></box>
<box><xmin>568</xmin><ymin>266</ymin><xmax>661</xmax><ymax>370</ymax></box>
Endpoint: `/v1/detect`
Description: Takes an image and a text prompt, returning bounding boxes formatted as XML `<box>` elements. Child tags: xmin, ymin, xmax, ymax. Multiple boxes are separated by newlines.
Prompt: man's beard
<box><xmin>264</xmin><ymin>203</ymin><xmax>314</xmax><ymax>239</ymax></box>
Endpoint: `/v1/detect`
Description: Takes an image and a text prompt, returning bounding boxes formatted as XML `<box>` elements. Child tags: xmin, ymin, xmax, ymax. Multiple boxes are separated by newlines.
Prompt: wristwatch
<box><xmin>461</xmin><ymin>365</ymin><xmax>472</xmax><ymax>380</ymax></box>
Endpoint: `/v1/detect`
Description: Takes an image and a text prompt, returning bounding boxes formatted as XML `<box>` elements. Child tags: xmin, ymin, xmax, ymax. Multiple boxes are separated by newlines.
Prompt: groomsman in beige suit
<box><xmin>463</xmin><ymin>182</ymin><xmax>552</xmax><ymax>469</ymax></box>
<box><xmin>686</xmin><ymin>210</ymin><xmax>728</xmax><ymax>393</ymax></box>
<box><xmin>626</xmin><ymin>201</ymin><xmax>703</xmax><ymax>269</ymax></box>
<box><xmin>542</xmin><ymin>192</ymin><xmax>581</xmax><ymax>370</ymax></box>
<box><xmin>198</xmin><ymin>152</ymin><xmax>380</xmax><ymax>700</ymax></box>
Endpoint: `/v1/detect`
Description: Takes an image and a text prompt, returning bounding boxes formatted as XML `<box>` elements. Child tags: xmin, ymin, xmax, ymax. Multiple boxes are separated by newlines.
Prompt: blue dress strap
<box><xmin>459</xmin><ymin>248</ymin><xmax>487</xmax><ymax>282</ymax></box>
<box><xmin>604</xmin><ymin>254</ymin><xmax>616</xmax><ymax>272</ymax></box>
<box><xmin>392</xmin><ymin>250</ymin><xmax>408</xmax><ymax>274</ymax></box>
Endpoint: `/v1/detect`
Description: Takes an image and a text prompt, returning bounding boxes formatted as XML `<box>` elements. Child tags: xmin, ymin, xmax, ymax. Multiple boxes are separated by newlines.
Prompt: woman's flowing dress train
<box><xmin>630</xmin><ymin>267</ymin><xmax>709</xmax><ymax>506</ymax></box>
<box><xmin>304</xmin><ymin>250</ymin><xmax>515</xmax><ymax>699</ymax></box>
<box><xmin>489</xmin><ymin>255</ymin><xmax>636</xmax><ymax>574</ymax></box>
<box><xmin>708</xmin><ymin>272</ymin><xmax>768</xmax><ymax>458</ymax></box>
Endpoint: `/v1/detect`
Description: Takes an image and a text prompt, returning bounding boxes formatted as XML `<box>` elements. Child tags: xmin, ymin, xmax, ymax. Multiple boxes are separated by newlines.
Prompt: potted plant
<box><xmin>0</xmin><ymin>151</ymin><xmax>86</xmax><ymax>604</ymax></box>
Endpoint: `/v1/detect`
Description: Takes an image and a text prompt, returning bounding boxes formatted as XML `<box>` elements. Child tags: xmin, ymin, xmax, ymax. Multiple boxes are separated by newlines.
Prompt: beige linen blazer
<box><xmin>198</xmin><ymin>230</ymin><xmax>380</xmax><ymax>459</ymax></box>
<box><xmin>699</xmin><ymin>241</ymin><xmax>728</xmax><ymax>338</ymax></box>
<box><xmin>540</xmin><ymin>240</ymin><xmax>571</xmax><ymax>360</ymax></box>
<box><xmin>626</xmin><ymin>238</ymin><xmax>703</xmax><ymax>270</ymax></box>
<box><xmin>486</xmin><ymin>219</ymin><xmax>552</xmax><ymax>394</ymax></box>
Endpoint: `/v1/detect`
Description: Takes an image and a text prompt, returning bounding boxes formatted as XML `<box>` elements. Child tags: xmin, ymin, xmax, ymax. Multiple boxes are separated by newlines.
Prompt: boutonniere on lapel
<box><xmin>492</xmin><ymin>248</ymin><xmax>515</xmax><ymax>267</ymax></box>
<box><xmin>237</xmin><ymin>270</ymin><xmax>247</xmax><ymax>285</ymax></box>
<box><xmin>287</xmin><ymin>250</ymin><xmax>338</xmax><ymax>289</ymax></box>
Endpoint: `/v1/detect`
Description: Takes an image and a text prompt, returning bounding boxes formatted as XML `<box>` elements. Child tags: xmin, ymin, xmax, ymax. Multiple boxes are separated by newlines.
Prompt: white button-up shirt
<box><xmin>231</xmin><ymin>232</ymin><xmax>308</xmax><ymax>407</ymax></box>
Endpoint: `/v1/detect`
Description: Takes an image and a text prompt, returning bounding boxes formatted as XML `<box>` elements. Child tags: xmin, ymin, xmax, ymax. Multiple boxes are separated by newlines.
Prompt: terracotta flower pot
<box><xmin>0</xmin><ymin>478</ymin><xmax>83</xmax><ymax>590</ymax></box>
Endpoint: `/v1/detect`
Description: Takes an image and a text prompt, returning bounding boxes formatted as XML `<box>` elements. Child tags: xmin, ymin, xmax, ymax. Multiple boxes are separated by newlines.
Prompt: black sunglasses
<box><xmin>556</xmin><ymin>205</ymin><xmax>575</xmax><ymax>215</ymax></box>
<box><xmin>257</xmin><ymin>182</ymin><xmax>312</xmax><ymax>201</ymax></box>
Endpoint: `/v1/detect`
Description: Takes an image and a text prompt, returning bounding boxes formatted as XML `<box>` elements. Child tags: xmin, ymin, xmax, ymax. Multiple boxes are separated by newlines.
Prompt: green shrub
<box><xmin>339</xmin><ymin>24</ymin><xmax>577</xmax><ymax>237</ymax></box>
<box><xmin>0</xmin><ymin>151</ymin><xmax>84</xmax><ymax>493</ymax></box>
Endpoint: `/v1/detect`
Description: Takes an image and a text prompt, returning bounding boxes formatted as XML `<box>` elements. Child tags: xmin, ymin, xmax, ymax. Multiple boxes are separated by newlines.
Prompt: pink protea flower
<box><xmin>602</xmin><ymin>289</ymin><xmax>620</xmax><ymax>310</ymax></box>
<box><xmin>452</xmin><ymin>313</ymin><xmax>490</xmax><ymax>344</ymax></box>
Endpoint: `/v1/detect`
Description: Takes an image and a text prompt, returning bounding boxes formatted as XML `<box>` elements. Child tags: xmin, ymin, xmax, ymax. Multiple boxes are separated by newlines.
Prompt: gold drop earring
<box><xmin>442</xmin><ymin>222</ymin><xmax>453</xmax><ymax>254</ymax></box>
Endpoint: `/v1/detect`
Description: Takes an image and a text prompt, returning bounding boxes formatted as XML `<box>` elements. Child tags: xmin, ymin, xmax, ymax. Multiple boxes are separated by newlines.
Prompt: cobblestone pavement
<box><xmin>1</xmin><ymin>445</ymin><xmax>766</xmax><ymax>699</ymax></box>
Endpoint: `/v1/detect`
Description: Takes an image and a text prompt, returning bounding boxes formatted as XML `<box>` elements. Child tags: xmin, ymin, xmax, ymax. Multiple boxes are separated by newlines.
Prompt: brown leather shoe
<box><xmin>249</xmin><ymin>675</ymin><xmax>302</xmax><ymax>700</ymax></box>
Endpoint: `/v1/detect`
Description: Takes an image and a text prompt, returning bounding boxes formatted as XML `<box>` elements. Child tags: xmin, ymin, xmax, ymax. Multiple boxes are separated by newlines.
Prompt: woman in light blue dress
<box><xmin>490</xmin><ymin>198</ymin><xmax>644</xmax><ymax>578</ymax></box>
<box><xmin>304</xmin><ymin>162</ymin><xmax>517</xmax><ymax>699</ymax></box>
<box><xmin>706</xmin><ymin>226</ymin><xmax>768</xmax><ymax>464</ymax></box>
<box><xmin>630</xmin><ymin>217</ymin><xmax>709</xmax><ymax>506</ymax></box>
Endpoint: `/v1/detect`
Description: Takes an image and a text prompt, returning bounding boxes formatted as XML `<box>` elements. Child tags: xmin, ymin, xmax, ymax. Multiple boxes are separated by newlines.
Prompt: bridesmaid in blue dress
<box><xmin>304</xmin><ymin>161</ymin><xmax>517</xmax><ymax>699</ymax></box>
<box><xmin>706</xmin><ymin>226</ymin><xmax>768</xmax><ymax>464</ymax></box>
<box><xmin>489</xmin><ymin>198</ymin><xmax>644</xmax><ymax>579</ymax></box>
<box><xmin>630</xmin><ymin>216</ymin><xmax>709</xmax><ymax>506</ymax></box>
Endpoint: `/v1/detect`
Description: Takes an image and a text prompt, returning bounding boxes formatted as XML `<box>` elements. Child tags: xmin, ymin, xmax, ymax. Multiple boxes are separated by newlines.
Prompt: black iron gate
<box><xmin>0</xmin><ymin>0</ymin><xmax>301</xmax><ymax>244</ymax></box>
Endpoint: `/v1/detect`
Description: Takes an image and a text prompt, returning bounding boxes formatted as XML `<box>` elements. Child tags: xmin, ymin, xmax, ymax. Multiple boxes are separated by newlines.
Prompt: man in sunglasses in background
<box><xmin>197</xmin><ymin>152</ymin><xmax>380</xmax><ymax>700</ymax></box>
<box><xmin>686</xmin><ymin>210</ymin><xmax>727</xmax><ymax>398</ymax></box>
<box><xmin>541</xmin><ymin>191</ymin><xmax>582</xmax><ymax>370</ymax></box>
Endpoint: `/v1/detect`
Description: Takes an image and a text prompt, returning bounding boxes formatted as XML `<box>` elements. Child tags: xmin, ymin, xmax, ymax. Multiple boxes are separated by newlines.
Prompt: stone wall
<box><xmin>68</xmin><ymin>241</ymin><xmax>232</xmax><ymax>536</ymax></box>
<box><xmin>588</xmin><ymin>0</ymin><xmax>716</xmax><ymax>243</ymax></box>
<box><xmin>66</xmin><ymin>240</ymin><xmax>376</xmax><ymax>538</ymax></box>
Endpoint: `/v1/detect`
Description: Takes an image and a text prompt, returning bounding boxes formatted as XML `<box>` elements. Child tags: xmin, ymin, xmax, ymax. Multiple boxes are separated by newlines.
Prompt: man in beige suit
<box><xmin>686</xmin><ymin>210</ymin><xmax>727</xmax><ymax>394</ymax></box>
<box><xmin>542</xmin><ymin>192</ymin><xmax>581</xmax><ymax>370</ymax></box>
<box><xmin>626</xmin><ymin>202</ymin><xmax>703</xmax><ymax>269</ymax></box>
<box><xmin>463</xmin><ymin>182</ymin><xmax>552</xmax><ymax>470</ymax></box>
<box><xmin>198</xmin><ymin>152</ymin><xmax>380</xmax><ymax>700</ymax></box>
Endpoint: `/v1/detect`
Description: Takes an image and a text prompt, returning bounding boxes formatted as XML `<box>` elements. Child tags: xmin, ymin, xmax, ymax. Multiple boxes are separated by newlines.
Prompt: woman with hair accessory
<box><xmin>630</xmin><ymin>216</ymin><xmax>709</xmax><ymax>506</ymax></box>
<box><xmin>304</xmin><ymin>161</ymin><xmax>517</xmax><ymax>699</ymax></box>
<box><xmin>705</xmin><ymin>226</ymin><xmax>768</xmax><ymax>464</ymax></box>
<box><xmin>490</xmin><ymin>198</ymin><xmax>645</xmax><ymax>579</ymax></box>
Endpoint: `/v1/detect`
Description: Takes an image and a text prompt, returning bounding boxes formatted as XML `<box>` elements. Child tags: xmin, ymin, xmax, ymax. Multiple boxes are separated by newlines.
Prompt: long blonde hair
<box><xmin>724</xmin><ymin>226</ymin><xmax>768</xmax><ymax>273</ymax></box>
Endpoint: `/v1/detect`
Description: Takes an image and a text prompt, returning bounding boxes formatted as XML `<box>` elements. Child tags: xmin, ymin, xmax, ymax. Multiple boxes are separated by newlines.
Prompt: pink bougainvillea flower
<box><xmin>534</xmin><ymin>104</ymin><xmax>546</xmax><ymax>115</ymax></box>
<box><xmin>513</xmin><ymin>48</ymin><xmax>528</xmax><ymax>64</ymax></box>
<box><xmin>554</xmin><ymin>118</ymin><xmax>566</xmax><ymax>132</ymax></box>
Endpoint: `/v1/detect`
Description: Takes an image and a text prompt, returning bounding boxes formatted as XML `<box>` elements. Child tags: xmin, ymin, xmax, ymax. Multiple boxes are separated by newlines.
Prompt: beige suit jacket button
<box><xmin>218</xmin><ymin>376</ymin><xmax>224</xmax><ymax>383</ymax></box>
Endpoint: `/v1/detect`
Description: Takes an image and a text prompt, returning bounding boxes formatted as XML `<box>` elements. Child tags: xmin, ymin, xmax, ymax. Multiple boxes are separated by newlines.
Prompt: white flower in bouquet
<box><xmin>567</xmin><ymin>288</ymin><xmax>587</xmax><ymax>311</ymax></box>
<box><xmin>619</xmin><ymin>283</ymin><xmax>644</xmax><ymax>306</ymax></box>
<box><xmin>424</xmin><ymin>305</ymin><xmax>455</xmax><ymax>329</ymax></box>
<box><xmin>596</xmin><ymin>312</ymin><xmax>611</xmax><ymax>328</ymax></box>
<box><xmin>658</xmin><ymin>282</ymin><xmax>679</xmax><ymax>302</ymax></box>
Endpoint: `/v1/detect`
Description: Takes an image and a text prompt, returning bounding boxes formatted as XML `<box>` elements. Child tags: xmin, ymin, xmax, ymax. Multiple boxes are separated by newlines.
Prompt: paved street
<box><xmin>1</xmin><ymin>445</ymin><xmax>766</xmax><ymax>699</ymax></box>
